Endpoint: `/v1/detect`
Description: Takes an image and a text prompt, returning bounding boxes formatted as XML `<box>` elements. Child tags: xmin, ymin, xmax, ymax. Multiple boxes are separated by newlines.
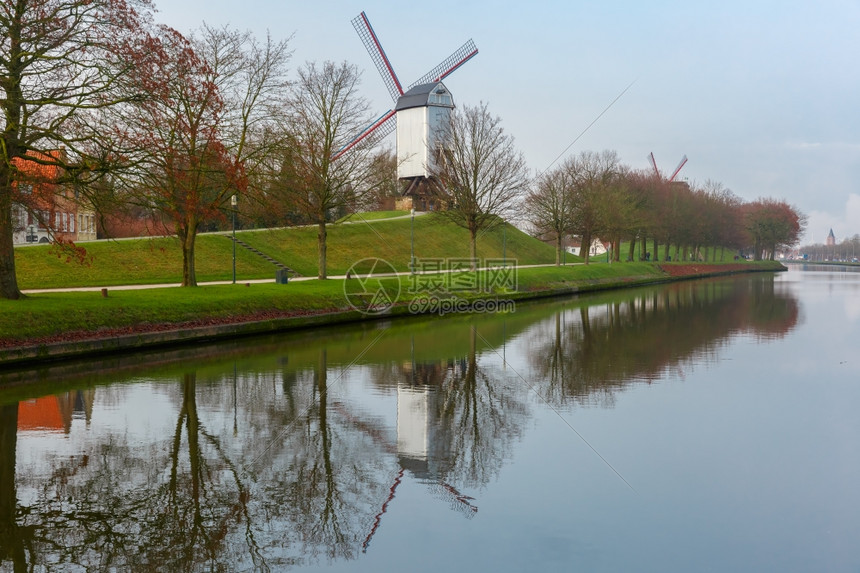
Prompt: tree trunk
<box><xmin>555</xmin><ymin>233</ymin><xmax>562</xmax><ymax>266</ymax></box>
<box><xmin>469</xmin><ymin>222</ymin><xmax>478</xmax><ymax>270</ymax></box>
<box><xmin>318</xmin><ymin>220</ymin><xmax>327</xmax><ymax>279</ymax></box>
<box><xmin>580</xmin><ymin>231</ymin><xmax>592</xmax><ymax>264</ymax></box>
<box><xmin>180</xmin><ymin>223</ymin><xmax>198</xmax><ymax>287</ymax></box>
<box><xmin>0</xmin><ymin>190</ymin><xmax>21</xmax><ymax>299</ymax></box>
<box><xmin>627</xmin><ymin>237</ymin><xmax>636</xmax><ymax>262</ymax></box>
<box><xmin>653</xmin><ymin>238</ymin><xmax>659</xmax><ymax>262</ymax></box>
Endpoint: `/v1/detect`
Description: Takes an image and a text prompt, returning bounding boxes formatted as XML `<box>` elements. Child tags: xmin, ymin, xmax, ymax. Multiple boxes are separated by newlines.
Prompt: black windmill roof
<box><xmin>395</xmin><ymin>82</ymin><xmax>454</xmax><ymax>111</ymax></box>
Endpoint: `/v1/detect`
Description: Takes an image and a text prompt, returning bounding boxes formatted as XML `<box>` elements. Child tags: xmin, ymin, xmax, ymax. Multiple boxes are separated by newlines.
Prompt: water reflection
<box><xmin>528</xmin><ymin>276</ymin><xmax>800</xmax><ymax>406</ymax></box>
<box><xmin>0</xmin><ymin>273</ymin><xmax>800</xmax><ymax>570</ymax></box>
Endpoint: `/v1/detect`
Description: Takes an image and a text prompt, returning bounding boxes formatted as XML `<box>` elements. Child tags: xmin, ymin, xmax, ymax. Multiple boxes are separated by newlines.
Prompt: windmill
<box><xmin>334</xmin><ymin>11</ymin><xmax>478</xmax><ymax>196</ymax></box>
<box><xmin>648</xmin><ymin>152</ymin><xmax>688</xmax><ymax>182</ymax></box>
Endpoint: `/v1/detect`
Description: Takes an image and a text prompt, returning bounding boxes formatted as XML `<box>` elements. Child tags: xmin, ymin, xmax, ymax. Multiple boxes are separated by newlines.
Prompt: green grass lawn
<box><xmin>14</xmin><ymin>234</ymin><xmax>276</xmax><ymax>289</ymax></box>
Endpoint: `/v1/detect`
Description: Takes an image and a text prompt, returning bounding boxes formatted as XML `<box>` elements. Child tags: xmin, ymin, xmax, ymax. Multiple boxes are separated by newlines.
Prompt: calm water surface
<box><xmin>1</xmin><ymin>265</ymin><xmax>859</xmax><ymax>572</ymax></box>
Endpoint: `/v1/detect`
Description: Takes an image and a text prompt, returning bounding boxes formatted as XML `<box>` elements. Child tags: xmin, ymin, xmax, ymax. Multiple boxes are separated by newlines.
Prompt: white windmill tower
<box><xmin>334</xmin><ymin>11</ymin><xmax>478</xmax><ymax>206</ymax></box>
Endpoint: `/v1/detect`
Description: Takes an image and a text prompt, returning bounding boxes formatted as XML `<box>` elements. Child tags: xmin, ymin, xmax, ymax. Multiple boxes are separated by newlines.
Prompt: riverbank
<box><xmin>0</xmin><ymin>261</ymin><xmax>784</xmax><ymax>367</ymax></box>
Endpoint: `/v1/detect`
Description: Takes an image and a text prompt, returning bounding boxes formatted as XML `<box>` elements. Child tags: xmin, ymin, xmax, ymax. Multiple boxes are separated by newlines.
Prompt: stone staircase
<box><xmin>224</xmin><ymin>235</ymin><xmax>300</xmax><ymax>276</ymax></box>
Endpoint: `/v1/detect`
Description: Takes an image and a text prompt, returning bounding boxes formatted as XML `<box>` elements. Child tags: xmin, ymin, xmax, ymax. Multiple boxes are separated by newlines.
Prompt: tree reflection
<box><xmin>530</xmin><ymin>275</ymin><xmax>800</xmax><ymax>405</ymax></box>
<box><xmin>139</xmin><ymin>372</ymin><xmax>262</xmax><ymax>570</ymax></box>
<box><xmin>0</xmin><ymin>404</ymin><xmax>26</xmax><ymax>572</ymax></box>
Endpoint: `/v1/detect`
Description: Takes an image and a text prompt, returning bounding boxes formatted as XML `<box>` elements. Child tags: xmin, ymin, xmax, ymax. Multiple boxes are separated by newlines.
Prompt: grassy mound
<box><xmin>14</xmin><ymin>213</ymin><xmax>564</xmax><ymax>289</ymax></box>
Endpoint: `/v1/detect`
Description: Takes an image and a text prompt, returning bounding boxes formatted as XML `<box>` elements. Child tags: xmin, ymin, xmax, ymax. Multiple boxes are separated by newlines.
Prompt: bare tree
<box><xmin>196</xmin><ymin>24</ymin><xmax>293</xmax><ymax>209</ymax></box>
<box><xmin>0</xmin><ymin>0</ymin><xmax>156</xmax><ymax>299</ymax></box>
<box><xmin>565</xmin><ymin>150</ymin><xmax>620</xmax><ymax>264</ymax></box>
<box><xmin>115</xmin><ymin>24</ymin><xmax>291</xmax><ymax>286</ymax></box>
<box><xmin>430</xmin><ymin>102</ymin><xmax>529</xmax><ymax>269</ymax></box>
<box><xmin>280</xmin><ymin>61</ymin><xmax>377</xmax><ymax>279</ymax></box>
<box><xmin>525</xmin><ymin>166</ymin><xmax>575</xmax><ymax>265</ymax></box>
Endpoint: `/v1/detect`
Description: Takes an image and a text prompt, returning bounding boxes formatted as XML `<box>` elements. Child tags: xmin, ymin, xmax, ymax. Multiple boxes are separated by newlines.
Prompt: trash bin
<box><xmin>275</xmin><ymin>269</ymin><xmax>289</xmax><ymax>284</ymax></box>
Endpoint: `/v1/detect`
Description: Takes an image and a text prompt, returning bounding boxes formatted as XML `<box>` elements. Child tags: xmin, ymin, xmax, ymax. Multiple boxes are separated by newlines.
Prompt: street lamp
<box><xmin>502</xmin><ymin>223</ymin><xmax>507</xmax><ymax>268</ymax></box>
<box><xmin>410</xmin><ymin>207</ymin><xmax>415</xmax><ymax>274</ymax></box>
<box><xmin>231</xmin><ymin>194</ymin><xmax>238</xmax><ymax>284</ymax></box>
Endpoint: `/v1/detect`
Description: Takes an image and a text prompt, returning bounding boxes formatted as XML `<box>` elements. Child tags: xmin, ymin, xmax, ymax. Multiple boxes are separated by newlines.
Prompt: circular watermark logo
<box><xmin>343</xmin><ymin>258</ymin><xmax>401</xmax><ymax>315</ymax></box>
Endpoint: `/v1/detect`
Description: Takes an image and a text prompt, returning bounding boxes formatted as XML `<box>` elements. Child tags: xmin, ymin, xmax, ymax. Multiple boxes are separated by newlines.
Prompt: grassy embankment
<box><xmin>3</xmin><ymin>211</ymin><xmax>784</xmax><ymax>348</ymax></box>
<box><xmin>13</xmin><ymin>212</ymin><xmax>556</xmax><ymax>288</ymax></box>
<box><xmin>0</xmin><ymin>260</ymin><xmax>785</xmax><ymax>345</ymax></box>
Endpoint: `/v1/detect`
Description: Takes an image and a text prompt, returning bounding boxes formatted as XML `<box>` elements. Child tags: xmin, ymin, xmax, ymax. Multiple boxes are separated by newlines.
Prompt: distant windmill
<box><xmin>334</xmin><ymin>11</ymin><xmax>478</xmax><ymax>191</ymax></box>
<box><xmin>648</xmin><ymin>152</ymin><xmax>688</xmax><ymax>182</ymax></box>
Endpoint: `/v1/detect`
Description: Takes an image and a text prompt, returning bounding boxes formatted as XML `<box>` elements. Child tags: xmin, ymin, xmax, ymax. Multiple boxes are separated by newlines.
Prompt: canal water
<box><xmin>1</xmin><ymin>265</ymin><xmax>858</xmax><ymax>572</ymax></box>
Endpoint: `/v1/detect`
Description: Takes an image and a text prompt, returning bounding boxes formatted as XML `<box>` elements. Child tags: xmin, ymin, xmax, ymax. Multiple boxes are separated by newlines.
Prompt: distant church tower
<box><xmin>826</xmin><ymin>228</ymin><xmax>836</xmax><ymax>246</ymax></box>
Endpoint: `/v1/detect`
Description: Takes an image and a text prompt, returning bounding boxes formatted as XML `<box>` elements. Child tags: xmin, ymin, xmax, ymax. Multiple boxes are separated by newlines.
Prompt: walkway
<box><xmin>20</xmin><ymin>262</ymin><xmax>579</xmax><ymax>294</ymax></box>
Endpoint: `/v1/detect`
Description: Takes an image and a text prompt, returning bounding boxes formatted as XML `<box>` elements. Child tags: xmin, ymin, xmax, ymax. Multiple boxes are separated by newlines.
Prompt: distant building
<box><xmin>11</xmin><ymin>150</ymin><xmax>97</xmax><ymax>245</ymax></box>
<box><xmin>826</xmin><ymin>228</ymin><xmax>836</xmax><ymax>246</ymax></box>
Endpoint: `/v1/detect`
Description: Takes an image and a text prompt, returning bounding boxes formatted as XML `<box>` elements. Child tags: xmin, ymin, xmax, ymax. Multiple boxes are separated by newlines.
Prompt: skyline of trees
<box><xmin>524</xmin><ymin>151</ymin><xmax>806</xmax><ymax>263</ymax></box>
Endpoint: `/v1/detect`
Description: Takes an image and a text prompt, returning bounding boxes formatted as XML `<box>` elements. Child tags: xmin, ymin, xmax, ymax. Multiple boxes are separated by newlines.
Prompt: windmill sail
<box><xmin>352</xmin><ymin>12</ymin><xmax>403</xmax><ymax>102</ymax></box>
<box><xmin>409</xmin><ymin>39</ymin><xmax>479</xmax><ymax>88</ymax></box>
<box><xmin>332</xmin><ymin>110</ymin><xmax>396</xmax><ymax>160</ymax></box>
<box><xmin>669</xmin><ymin>155</ymin><xmax>688</xmax><ymax>181</ymax></box>
<box><xmin>648</xmin><ymin>152</ymin><xmax>660</xmax><ymax>177</ymax></box>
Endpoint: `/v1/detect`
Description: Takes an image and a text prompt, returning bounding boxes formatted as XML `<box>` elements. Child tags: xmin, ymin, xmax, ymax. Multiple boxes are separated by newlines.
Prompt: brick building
<box><xmin>11</xmin><ymin>150</ymin><xmax>97</xmax><ymax>245</ymax></box>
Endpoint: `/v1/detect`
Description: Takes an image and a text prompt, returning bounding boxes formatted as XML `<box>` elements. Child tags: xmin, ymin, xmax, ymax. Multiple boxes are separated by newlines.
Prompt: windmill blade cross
<box><xmin>341</xmin><ymin>11</ymin><xmax>479</xmax><ymax>161</ymax></box>
<box><xmin>352</xmin><ymin>12</ymin><xmax>404</xmax><ymax>102</ymax></box>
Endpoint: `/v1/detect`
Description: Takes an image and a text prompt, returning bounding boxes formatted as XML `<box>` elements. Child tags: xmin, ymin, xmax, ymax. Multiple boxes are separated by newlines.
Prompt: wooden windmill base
<box><xmin>398</xmin><ymin>177</ymin><xmax>448</xmax><ymax>212</ymax></box>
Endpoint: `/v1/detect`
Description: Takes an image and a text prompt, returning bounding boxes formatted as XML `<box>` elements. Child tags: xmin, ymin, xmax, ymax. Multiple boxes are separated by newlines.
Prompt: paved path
<box><xmin>21</xmin><ymin>262</ymin><xmax>580</xmax><ymax>294</ymax></box>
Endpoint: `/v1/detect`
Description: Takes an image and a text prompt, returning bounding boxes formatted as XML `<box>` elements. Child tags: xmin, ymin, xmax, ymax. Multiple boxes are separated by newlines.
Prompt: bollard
<box><xmin>101</xmin><ymin>288</ymin><xmax>108</xmax><ymax>298</ymax></box>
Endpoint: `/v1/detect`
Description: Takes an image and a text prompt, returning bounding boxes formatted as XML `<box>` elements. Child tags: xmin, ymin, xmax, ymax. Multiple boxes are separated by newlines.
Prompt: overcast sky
<box><xmin>155</xmin><ymin>0</ymin><xmax>860</xmax><ymax>245</ymax></box>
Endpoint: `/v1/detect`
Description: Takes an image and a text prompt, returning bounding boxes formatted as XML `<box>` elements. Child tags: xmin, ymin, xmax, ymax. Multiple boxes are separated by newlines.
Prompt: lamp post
<box><xmin>410</xmin><ymin>208</ymin><xmax>415</xmax><ymax>274</ymax></box>
<box><xmin>502</xmin><ymin>223</ymin><xmax>507</xmax><ymax>268</ymax></box>
<box><xmin>231</xmin><ymin>194</ymin><xmax>238</xmax><ymax>284</ymax></box>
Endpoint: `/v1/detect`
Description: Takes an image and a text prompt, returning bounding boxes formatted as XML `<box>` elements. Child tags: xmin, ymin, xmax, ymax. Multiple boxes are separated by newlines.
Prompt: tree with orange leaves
<box><xmin>743</xmin><ymin>198</ymin><xmax>806</xmax><ymax>260</ymax></box>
